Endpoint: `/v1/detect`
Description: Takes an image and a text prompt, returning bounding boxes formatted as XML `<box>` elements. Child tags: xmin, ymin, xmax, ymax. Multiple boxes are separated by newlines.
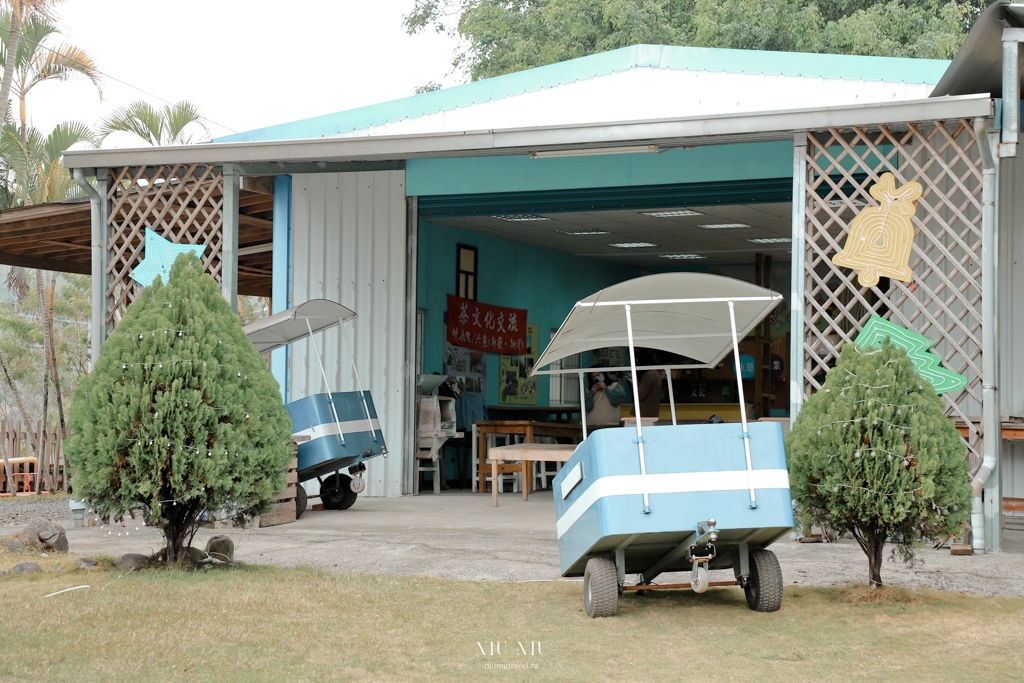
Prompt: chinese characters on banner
<box><xmin>446</xmin><ymin>294</ymin><xmax>528</xmax><ymax>355</ymax></box>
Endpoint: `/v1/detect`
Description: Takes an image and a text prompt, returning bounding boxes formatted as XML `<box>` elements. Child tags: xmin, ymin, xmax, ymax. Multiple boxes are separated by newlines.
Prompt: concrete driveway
<box><xmin>6</xmin><ymin>490</ymin><xmax>1023</xmax><ymax>596</ymax></box>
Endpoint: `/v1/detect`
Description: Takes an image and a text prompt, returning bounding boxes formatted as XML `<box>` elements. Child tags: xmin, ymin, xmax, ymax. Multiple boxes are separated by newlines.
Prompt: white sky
<box><xmin>27</xmin><ymin>0</ymin><xmax>464</xmax><ymax>147</ymax></box>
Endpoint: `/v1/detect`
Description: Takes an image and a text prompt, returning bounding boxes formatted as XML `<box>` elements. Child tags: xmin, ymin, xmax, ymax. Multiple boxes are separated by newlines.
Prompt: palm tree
<box><xmin>0</xmin><ymin>11</ymin><xmax>103</xmax><ymax>140</ymax></box>
<box><xmin>0</xmin><ymin>119</ymin><xmax>95</xmax><ymax>204</ymax></box>
<box><xmin>98</xmin><ymin>100</ymin><xmax>208</xmax><ymax>146</ymax></box>
<box><xmin>0</xmin><ymin>119</ymin><xmax>94</xmax><ymax>465</ymax></box>
<box><xmin>0</xmin><ymin>0</ymin><xmax>65</xmax><ymax>125</ymax></box>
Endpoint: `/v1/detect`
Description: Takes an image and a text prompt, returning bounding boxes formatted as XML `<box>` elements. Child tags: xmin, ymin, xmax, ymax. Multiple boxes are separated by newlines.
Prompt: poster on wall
<box><xmin>443</xmin><ymin>338</ymin><xmax>486</xmax><ymax>395</ymax></box>
<box><xmin>499</xmin><ymin>323</ymin><xmax>539</xmax><ymax>405</ymax></box>
<box><xmin>446</xmin><ymin>294</ymin><xmax>528</xmax><ymax>355</ymax></box>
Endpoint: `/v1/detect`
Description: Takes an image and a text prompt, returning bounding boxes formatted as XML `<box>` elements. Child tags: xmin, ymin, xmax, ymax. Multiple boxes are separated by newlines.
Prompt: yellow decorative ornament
<box><xmin>831</xmin><ymin>172</ymin><xmax>923</xmax><ymax>288</ymax></box>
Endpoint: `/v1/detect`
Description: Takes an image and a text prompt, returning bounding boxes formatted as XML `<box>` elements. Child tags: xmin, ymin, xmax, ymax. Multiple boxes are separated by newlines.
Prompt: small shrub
<box><xmin>786</xmin><ymin>341</ymin><xmax>971</xmax><ymax>586</ymax></box>
<box><xmin>65</xmin><ymin>255</ymin><xmax>293</xmax><ymax>564</ymax></box>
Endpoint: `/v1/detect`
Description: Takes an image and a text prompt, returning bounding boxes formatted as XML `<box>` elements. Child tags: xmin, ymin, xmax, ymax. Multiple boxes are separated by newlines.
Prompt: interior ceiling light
<box><xmin>699</xmin><ymin>223</ymin><xmax>749</xmax><ymax>229</ymax></box>
<box><xmin>492</xmin><ymin>214</ymin><xmax>549</xmax><ymax>222</ymax></box>
<box><xmin>748</xmin><ymin>237</ymin><xmax>792</xmax><ymax>244</ymax></box>
<box><xmin>610</xmin><ymin>242</ymin><xmax>658</xmax><ymax>248</ymax></box>
<box><xmin>530</xmin><ymin>145</ymin><xmax>660</xmax><ymax>159</ymax></box>
<box><xmin>642</xmin><ymin>209</ymin><xmax>703</xmax><ymax>218</ymax></box>
<box><xmin>659</xmin><ymin>254</ymin><xmax>705</xmax><ymax>260</ymax></box>
<box><xmin>556</xmin><ymin>229</ymin><xmax>610</xmax><ymax>235</ymax></box>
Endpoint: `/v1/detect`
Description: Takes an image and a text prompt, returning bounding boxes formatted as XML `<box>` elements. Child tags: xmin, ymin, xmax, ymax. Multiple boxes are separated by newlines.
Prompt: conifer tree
<box><xmin>786</xmin><ymin>340</ymin><xmax>970</xmax><ymax>586</ymax></box>
<box><xmin>65</xmin><ymin>254</ymin><xmax>293</xmax><ymax>564</ymax></box>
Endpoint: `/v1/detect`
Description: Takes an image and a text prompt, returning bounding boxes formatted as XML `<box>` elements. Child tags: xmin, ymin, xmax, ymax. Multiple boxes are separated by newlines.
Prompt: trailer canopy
<box><xmin>243</xmin><ymin>299</ymin><xmax>356</xmax><ymax>354</ymax></box>
<box><xmin>533</xmin><ymin>273</ymin><xmax>782</xmax><ymax>373</ymax></box>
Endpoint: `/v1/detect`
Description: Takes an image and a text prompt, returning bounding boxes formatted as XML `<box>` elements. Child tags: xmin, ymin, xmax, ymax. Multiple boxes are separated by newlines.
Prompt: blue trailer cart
<box><xmin>532</xmin><ymin>273</ymin><xmax>792</xmax><ymax>616</ymax></box>
<box><xmin>244</xmin><ymin>299</ymin><xmax>387</xmax><ymax>514</ymax></box>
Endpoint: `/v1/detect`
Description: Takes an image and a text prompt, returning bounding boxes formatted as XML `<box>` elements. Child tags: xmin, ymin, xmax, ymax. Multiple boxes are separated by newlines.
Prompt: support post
<box><xmin>271</xmin><ymin>175</ymin><xmax>292</xmax><ymax>402</ymax></box>
<box><xmin>790</xmin><ymin>132</ymin><xmax>808</xmax><ymax>420</ymax></box>
<box><xmin>74</xmin><ymin>168</ymin><xmax>109</xmax><ymax>367</ymax></box>
<box><xmin>403</xmin><ymin>196</ymin><xmax>419</xmax><ymax>495</ymax></box>
<box><xmin>222</xmin><ymin>163</ymin><xmax>240</xmax><ymax>311</ymax></box>
<box><xmin>624</xmin><ymin>304</ymin><xmax>651</xmax><ymax>513</ymax></box>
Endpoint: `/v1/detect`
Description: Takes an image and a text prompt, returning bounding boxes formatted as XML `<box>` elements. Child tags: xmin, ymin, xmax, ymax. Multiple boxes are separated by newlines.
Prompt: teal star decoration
<box><xmin>853</xmin><ymin>315</ymin><xmax>967</xmax><ymax>394</ymax></box>
<box><xmin>130</xmin><ymin>229</ymin><xmax>207</xmax><ymax>287</ymax></box>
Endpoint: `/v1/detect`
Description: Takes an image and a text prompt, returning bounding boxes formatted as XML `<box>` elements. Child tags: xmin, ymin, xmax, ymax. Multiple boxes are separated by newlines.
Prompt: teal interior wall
<box><xmin>407</xmin><ymin>141</ymin><xmax>792</xmax><ymax>197</ymax></box>
<box><xmin>418</xmin><ymin>221</ymin><xmax>639</xmax><ymax>405</ymax></box>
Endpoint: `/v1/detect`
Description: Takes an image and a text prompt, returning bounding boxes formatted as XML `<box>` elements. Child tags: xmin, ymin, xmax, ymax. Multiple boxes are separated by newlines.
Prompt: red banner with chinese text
<box><xmin>446</xmin><ymin>294</ymin><xmax>528</xmax><ymax>354</ymax></box>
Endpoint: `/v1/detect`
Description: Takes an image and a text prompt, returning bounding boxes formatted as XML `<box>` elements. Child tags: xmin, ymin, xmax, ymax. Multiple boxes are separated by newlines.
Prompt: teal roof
<box><xmin>216</xmin><ymin>45</ymin><xmax>951</xmax><ymax>144</ymax></box>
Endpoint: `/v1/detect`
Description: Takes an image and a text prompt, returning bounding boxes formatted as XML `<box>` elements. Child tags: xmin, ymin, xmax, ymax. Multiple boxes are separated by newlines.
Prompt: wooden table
<box><xmin>475</xmin><ymin>420</ymin><xmax>583</xmax><ymax>495</ymax></box>
<box><xmin>488</xmin><ymin>443</ymin><xmax>577</xmax><ymax>506</ymax></box>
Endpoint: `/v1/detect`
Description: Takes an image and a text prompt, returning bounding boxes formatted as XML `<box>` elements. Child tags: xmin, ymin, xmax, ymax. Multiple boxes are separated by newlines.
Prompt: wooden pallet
<box><xmin>260</xmin><ymin>445</ymin><xmax>300</xmax><ymax>528</ymax></box>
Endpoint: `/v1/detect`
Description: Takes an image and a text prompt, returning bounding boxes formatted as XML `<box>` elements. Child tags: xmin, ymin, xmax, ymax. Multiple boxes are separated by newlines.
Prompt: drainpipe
<box><xmin>73</xmin><ymin>168</ymin><xmax>105</xmax><ymax>368</ymax></box>
<box><xmin>972</xmin><ymin>117</ymin><xmax>998</xmax><ymax>553</ymax></box>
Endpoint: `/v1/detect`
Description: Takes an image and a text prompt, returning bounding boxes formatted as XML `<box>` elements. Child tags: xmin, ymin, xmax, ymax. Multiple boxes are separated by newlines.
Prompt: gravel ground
<box><xmin>0</xmin><ymin>495</ymin><xmax>73</xmax><ymax>527</ymax></box>
<box><xmin>3</xmin><ymin>491</ymin><xmax>1022</xmax><ymax>597</ymax></box>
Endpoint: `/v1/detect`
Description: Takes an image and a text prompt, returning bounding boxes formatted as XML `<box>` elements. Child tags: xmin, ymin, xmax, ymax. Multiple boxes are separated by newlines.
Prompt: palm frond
<box><xmin>24</xmin><ymin>43</ymin><xmax>103</xmax><ymax>99</ymax></box>
<box><xmin>163</xmin><ymin>100</ymin><xmax>208</xmax><ymax>145</ymax></box>
<box><xmin>97</xmin><ymin>100</ymin><xmax>163</xmax><ymax>145</ymax></box>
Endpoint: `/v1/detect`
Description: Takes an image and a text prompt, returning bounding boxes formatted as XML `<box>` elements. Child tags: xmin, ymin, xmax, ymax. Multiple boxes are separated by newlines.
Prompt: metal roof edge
<box><xmin>214</xmin><ymin>45</ymin><xmax>951</xmax><ymax>144</ymax></box>
<box><xmin>65</xmin><ymin>94</ymin><xmax>992</xmax><ymax>173</ymax></box>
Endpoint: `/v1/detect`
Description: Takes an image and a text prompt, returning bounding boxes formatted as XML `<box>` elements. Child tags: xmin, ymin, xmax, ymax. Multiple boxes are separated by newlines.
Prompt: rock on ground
<box><xmin>205</xmin><ymin>535</ymin><xmax>234</xmax><ymax>563</ymax></box>
<box><xmin>12</xmin><ymin>562</ymin><xmax>41</xmax><ymax>574</ymax></box>
<box><xmin>18</xmin><ymin>520</ymin><xmax>68</xmax><ymax>553</ymax></box>
<box><xmin>115</xmin><ymin>553</ymin><xmax>150</xmax><ymax>571</ymax></box>
<box><xmin>75</xmin><ymin>557</ymin><xmax>100</xmax><ymax>570</ymax></box>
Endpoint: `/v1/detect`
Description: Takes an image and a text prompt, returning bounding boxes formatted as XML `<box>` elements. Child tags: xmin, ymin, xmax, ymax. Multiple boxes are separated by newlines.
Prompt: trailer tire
<box><xmin>295</xmin><ymin>484</ymin><xmax>307</xmax><ymax>519</ymax></box>
<box><xmin>321</xmin><ymin>474</ymin><xmax>358</xmax><ymax>510</ymax></box>
<box><xmin>744</xmin><ymin>549</ymin><xmax>783</xmax><ymax>612</ymax></box>
<box><xmin>583</xmin><ymin>557</ymin><xmax>618</xmax><ymax>618</ymax></box>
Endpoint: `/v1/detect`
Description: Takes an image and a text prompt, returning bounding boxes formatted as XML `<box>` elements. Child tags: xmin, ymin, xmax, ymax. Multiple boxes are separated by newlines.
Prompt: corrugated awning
<box><xmin>931</xmin><ymin>0</ymin><xmax>1021</xmax><ymax>98</ymax></box>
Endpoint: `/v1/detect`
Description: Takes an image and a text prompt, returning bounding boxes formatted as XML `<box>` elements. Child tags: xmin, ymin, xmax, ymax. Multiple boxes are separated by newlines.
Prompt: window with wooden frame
<box><xmin>456</xmin><ymin>244</ymin><xmax>478</xmax><ymax>300</ymax></box>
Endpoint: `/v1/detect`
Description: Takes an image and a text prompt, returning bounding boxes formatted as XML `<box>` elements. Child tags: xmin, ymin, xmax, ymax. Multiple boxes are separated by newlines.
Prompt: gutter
<box><xmin>62</xmin><ymin>94</ymin><xmax>993</xmax><ymax>173</ymax></box>
<box><xmin>972</xmin><ymin>117</ymin><xmax>998</xmax><ymax>552</ymax></box>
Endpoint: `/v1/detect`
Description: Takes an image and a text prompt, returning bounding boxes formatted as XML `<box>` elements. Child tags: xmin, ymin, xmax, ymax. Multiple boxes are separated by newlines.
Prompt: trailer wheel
<box><xmin>744</xmin><ymin>549</ymin><xmax>783</xmax><ymax>612</ymax></box>
<box><xmin>321</xmin><ymin>474</ymin><xmax>358</xmax><ymax>510</ymax></box>
<box><xmin>295</xmin><ymin>484</ymin><xmax>307</xmax><ymax>519</ymax></box>
<box><xmin>583</xmin><ymin>557</ymin><xmax>618</xmax><ymax>618</ymax></box>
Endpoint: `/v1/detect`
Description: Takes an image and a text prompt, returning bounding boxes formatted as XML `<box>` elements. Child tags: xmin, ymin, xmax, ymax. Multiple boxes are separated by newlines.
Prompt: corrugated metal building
<box><xmin>47</xmin><ymin>0</ymin><xmax>1024</xmax><ymax>549</ymax></box>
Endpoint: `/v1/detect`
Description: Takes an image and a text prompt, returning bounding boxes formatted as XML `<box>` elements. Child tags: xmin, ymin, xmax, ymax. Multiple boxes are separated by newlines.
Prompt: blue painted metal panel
<box><xmin>271</xmin><ymin>176</ymin><xmax>292</xmax><ymax>402</ymax></box>
<box><xmin>286</xmin><ymin>391</ymin><xmax>387</xmax><ymax>481</ymax></box>
<box><xmin>408</xmin><ymin>143</ymin><xmax>792</xmax><ymax>198</ymax></box>
<box><xmin>552</xmin><ymin>422</ymin><xmax>794</xmax><ymax>576</ymax></box>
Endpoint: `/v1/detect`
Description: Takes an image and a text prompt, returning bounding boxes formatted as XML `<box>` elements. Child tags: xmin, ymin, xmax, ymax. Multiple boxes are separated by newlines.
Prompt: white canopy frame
<box><xmin>532</xmin><ymin>273</ymin><xmax>782</xmax><ymax>512</ymax></box>
<box><xmin>243</xmin><ymin>299</ymin><xmax>379</xmax><ymax>449</ymax></box>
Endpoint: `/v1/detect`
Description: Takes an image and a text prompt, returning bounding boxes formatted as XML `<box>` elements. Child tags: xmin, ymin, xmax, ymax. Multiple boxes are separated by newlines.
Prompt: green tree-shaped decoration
<box><xmin>65</xmin><ymin>254</ymin><xmax>293</xmax><ymax>564</ymax></box>
<box><xmin>786</xmin><ymin>341</ymin><xmax>970</xmax><ymax>586</ymax></box>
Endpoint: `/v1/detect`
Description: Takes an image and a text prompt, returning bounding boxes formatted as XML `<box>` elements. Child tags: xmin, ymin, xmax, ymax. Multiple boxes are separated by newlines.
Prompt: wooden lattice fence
<box><xmin>105</xmin><ymin>165</ymin><xmax>225</xmax><ymax>332</ymax></box>
<box><xmin>802</xmin><ymin>120</ymin><xmax>984</xmax><ymax>467</ymax></box>
<box><xmin>0</xmin><ymin>420</ymin><xmax>68</xmax><ymax>494</ymax></box>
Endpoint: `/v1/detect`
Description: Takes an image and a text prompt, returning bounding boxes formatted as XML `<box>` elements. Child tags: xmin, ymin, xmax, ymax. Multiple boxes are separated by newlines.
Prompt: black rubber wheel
<box><xmin>320</xmin><ymin>473</ymin><xmax>358</xmax><ymax>510</ymax></box>
<box><xmin>583</xmin><ymin>557</ymin><xmax>618</xmax><ymax>618</ymax></box>
<box><xmin>295</xmin><ymin>484</ymin><xmax>307</xmax><ymax>519</ymax></box>
<box><xmin>744</xmin><ymin>548</ymin><xmax>783</xmax><ymax>612</ymax></box>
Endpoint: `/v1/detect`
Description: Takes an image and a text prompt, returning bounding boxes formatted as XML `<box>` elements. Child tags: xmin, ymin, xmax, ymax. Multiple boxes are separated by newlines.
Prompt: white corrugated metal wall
<box><xmin>999</xmin><ymin>152</ymin><xmax>1024</xmax><ymax>500</ymax></box>
<box><xmin>289</xmin><ymin>171</ymin><xmax>408</xmax><ymax>497</ymax></box>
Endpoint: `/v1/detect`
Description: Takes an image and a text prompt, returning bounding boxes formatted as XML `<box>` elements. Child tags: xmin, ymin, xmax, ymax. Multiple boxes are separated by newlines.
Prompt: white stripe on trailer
<box><xmin>294</xmin><ymin>419</ymin><xmax>382</xmax><ymax>442</ymax></box>
<box><xmin>555</xmin><ymin>469</ymin><xmax>791</xmax><ymax>539</ymax></box>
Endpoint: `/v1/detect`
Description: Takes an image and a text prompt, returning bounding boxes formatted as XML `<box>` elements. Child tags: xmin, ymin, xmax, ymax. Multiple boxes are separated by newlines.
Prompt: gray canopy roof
<box><xmin>243</xmin><ymin>299</ymin><xmax>356</xmax><ymax>354</ymax></box>
<box><xmin>533</xmin><ymin>273</ymin><xmax>782</xmax><ymax>374</ymax></box>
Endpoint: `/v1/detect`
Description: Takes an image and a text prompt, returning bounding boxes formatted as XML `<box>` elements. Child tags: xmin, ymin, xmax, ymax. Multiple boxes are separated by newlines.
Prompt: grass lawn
<box><xmin>0</xmin><ymin>557</ymin><xmax>1022</xmax><ymax>682</ymax></box>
